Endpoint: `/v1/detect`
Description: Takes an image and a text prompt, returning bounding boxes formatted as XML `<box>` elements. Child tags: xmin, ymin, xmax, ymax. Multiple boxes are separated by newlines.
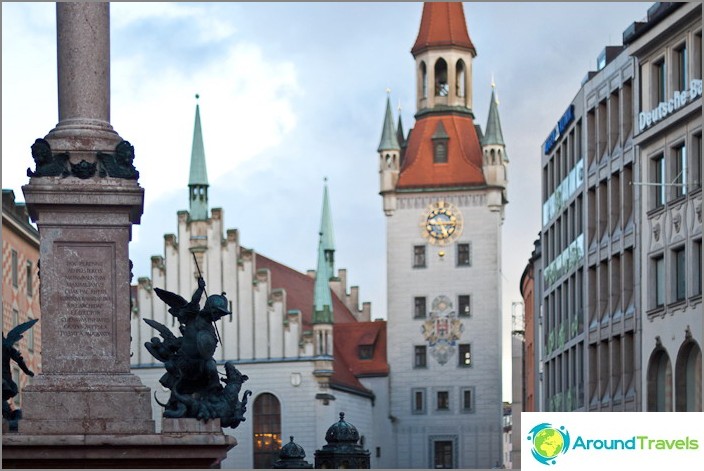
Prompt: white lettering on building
<box><xmin>639</xmin><ymin>79</ymin><xmax>703</xmax><ymax>132</ymax></box>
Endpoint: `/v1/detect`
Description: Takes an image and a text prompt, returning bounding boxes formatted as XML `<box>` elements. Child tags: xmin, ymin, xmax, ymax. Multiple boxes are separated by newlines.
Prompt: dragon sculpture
<box><xmin>144</xmin><ymin>277</ymin><xmax>251</xmax><ymax>429</ymax></box>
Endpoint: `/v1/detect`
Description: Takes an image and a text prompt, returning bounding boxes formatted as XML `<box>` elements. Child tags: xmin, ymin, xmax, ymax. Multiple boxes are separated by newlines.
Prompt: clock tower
<box><xmin>378</xmin><ymin>3</ymin><xmax>507</xmax><ymax>468</ymax></box>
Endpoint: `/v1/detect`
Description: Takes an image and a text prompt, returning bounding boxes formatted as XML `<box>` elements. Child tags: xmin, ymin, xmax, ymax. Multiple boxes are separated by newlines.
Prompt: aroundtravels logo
<box><xmin>523</xmin><ymin>413</ymin><xmax>704</xmax><ymax>469</ymax></box>
<box><xmin>525</xmin><ymin>418</ymin><xmax>701</xmax><ymax>467</ymax></box>
<box><xmin>527</xmin><ymin>423</ymin><xmax>571</xmax><ymax>465</ymax></box>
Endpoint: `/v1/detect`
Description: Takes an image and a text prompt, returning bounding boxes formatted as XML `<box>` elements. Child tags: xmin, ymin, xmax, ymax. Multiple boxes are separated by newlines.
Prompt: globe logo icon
<box><xmin>527</xmin><ymin>423</ymin><xmax>570</xmax><ymax>465</ymax></box>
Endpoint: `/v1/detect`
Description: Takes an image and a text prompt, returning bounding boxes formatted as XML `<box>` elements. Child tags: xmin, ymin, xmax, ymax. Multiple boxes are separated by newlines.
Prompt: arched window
<box><xmin>253</xmin><ymin>393</ymin><xmax>282</xmax><ymax>468</ymax></box>
<box><xmin>420</xmin><ymin>62</ymin><xmax>428</xmax><ymax>98</ymax></box>
<box><xmin>456</xmin><ymin>60</ymin><xmax>466</xmax><ymax>97</ymax></box>
<box><xmin>434</xmin><ymin>58</ymin><xmax>449</xmax><ymax>97</ymax></box>
<box><xmin>647</xmin><ymin>348</ymin><xmax>672</xmax><ymax>411</ymax></box>
<box><xmin>676</xmin><ymin>341</ymin><xmax>703</xmax><ymax>411</ymax></box>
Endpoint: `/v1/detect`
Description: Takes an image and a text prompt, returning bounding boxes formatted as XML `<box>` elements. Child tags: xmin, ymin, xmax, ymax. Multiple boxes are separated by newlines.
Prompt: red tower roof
<box><xmin>397</xmin><ymin>114</ymin><xmax>486</xmax><ymax>189</ymax></box>
<box><xmin>411</xmin><ymin>2</ymin><xmax>476</xmax><ymax>56</ymax></box>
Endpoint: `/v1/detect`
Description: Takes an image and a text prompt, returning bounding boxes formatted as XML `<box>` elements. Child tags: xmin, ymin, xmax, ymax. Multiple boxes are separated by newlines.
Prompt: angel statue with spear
<box><xmin>3</xmin><ymin>318</ymin><xmax>38</xmax><ymax>431</ymax></box>
<box><xmin>143</xmin><ymin>257</ymin><xmax>251</xmax><ymax>429</ymax></box>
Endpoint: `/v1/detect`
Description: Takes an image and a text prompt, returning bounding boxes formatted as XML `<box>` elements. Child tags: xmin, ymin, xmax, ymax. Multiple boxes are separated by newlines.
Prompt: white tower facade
<box><xmin>380</xmin><ymin>3</ymin><xmax>507</xmax><ymax>468</ymax></box>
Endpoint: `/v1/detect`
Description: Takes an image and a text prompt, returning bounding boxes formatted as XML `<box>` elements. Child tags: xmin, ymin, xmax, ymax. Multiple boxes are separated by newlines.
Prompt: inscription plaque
<box><xmin>57</xmin><ymin>243</ymin><xmax>116</xmax><ymax>358</ymax></box>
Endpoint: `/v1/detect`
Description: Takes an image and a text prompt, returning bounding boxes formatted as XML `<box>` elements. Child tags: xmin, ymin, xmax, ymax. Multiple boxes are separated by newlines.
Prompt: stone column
<box><xmin>48</xmin><ymin>2</ymin><xmax>120</xmax><ymax>151</ymax></box>
<box><xmin>20</xmin><ymin>2</ymin><xmax>154</xmax><ymax>435</ymax></box>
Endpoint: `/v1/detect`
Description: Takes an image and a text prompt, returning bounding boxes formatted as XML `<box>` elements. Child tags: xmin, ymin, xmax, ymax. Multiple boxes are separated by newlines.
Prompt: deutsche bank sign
<box><xmin>639</xmin><ymin>79</ymin><xmax>703</xmax><ymax>132</ymax></box>
<box><xmin>543</xmin><ymin>105</ymin><xmax>575</xmax><ymax>155</ymax></box>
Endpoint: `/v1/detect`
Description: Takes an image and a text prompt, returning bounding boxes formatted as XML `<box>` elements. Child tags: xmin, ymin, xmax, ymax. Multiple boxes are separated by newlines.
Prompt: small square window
<box><xmin>413</xmin><ymin>245</ymin><xmax>426</xmax><ymax>268</ymax></box>
<box><xmin>358</xmin><ymin>345</ymin><xmax>373</xmax><ymax>360</ymax></box>
<box><xmin>414</xmin><ymin>346</ymin><xmax>427</xmax><ymax>368</ymax></box>
<box><xmin>414</xmin><ymin>297</ymin><xmax>427</xmax><ymax>319</ymax></box>
<box><xmin>458</xmin><ymin>295</ymin><xmax>470</xmax><ymax>317</ymax></box>
<box><xmin>412</xmin><ymin>388</ymin><xmax>426</xmax><ymax>414</ymax></box>
<box><xmin>459</xmin><ymin>344</ymin><xmax>471</xmax><ymax>367</ymax></box>
<box><xmin>437</xmin><ymin>391</ymin><xmax>449</xmax><ymax>410</ymax></box>
<box><xmin>461</xmin><ymin>388</ymin><xmax>474</xmax><ymax>412</ymax></box>
<box><xmin>457</xmin><ymin>243</ymin><xmax>471</xmax><ymax>266</ymax></box>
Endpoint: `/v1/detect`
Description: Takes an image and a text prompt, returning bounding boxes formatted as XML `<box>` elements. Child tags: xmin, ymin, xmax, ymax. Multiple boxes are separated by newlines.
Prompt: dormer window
<box><xmin>358</xmin><ymin>345</ymin><xmax>374</xmax><ymax>360</ymax></box>
<box><xmin>434</xmin><ymin>58</ymin><xmax>449</xmax><ymax>97</ymax></box>
<box><xmin>432</xmin><ymin>122</ymin><xmax>449</xmax><ymax>163</ymax></box>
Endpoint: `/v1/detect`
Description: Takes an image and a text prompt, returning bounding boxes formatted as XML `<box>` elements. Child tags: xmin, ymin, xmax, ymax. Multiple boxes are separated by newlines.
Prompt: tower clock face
<box><xmin>419</xmin><ymin>201</ymin><xmax>463</xmax><ymax>245</ymax></box>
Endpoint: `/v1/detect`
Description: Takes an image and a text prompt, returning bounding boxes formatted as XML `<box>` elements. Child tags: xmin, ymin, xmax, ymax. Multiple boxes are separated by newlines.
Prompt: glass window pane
<box><xmin>414</xmin><ymin>245</ymin><xmax>426</xmax><ymax>268</ymax></box>
<box><xmin>463</xmin><ymin>389</ymin><xmax>473</xmax><ymax>411</ymax></box>
<box><xmin>11</xmin><ymin>250</ymin><xmax>18</xmax><ymax>288</ymax></box>
<box><xmin>655</xmin><ymin>256</ymin><xmax>665</xmax><ymax>307</ymax></box>
<box><xmin>694</xmin><ymin>241</ymin><xmax>702</xmax><ymax>296</ymax></box>
<box><xmin>457</xmin><ymin>243</ymin><xmax>471</xmax><ymax>266</ymax></box>
<box><xmin>675</xmin><ymin>248</ymin><xmax>686</xmax><ymax>301</ymax></box>
<box><xmin>458</xmin><ymin>295</ymin><xmax>470</xmax><ymax>317</ymax></box>
<box><xmin>415</xmin><ymin>346</ymin><xmax>427</xmax><ymax>368</ymax></box>
<box><xmin>253</xmin><ymin>393</ymin><xmax>282</xmax><ymax>469</ymax></box>
<box><xmin>459</xmin><ymin>344</ymin><xmax>471</xmax><ymax>367</ymax></box>
<box><xmin>414</xmin><ymin>297</ymin><xmax>427</xmax><ymax>318</ymax></box>
<box><xmin>437</xmin><ymin>391</ymin><xmax>449</xmax><ymax>410</ymax></box>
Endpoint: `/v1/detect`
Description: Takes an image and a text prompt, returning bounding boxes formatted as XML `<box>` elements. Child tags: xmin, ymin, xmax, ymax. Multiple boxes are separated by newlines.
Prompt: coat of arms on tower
<box><xmin>421</xmin><ymin>295</ymin><xmax>464</xmax><ymax>365</ymax></box>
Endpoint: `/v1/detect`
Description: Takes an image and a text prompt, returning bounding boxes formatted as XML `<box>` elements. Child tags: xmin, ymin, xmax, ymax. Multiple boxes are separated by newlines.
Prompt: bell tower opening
<box><xmin>456</xmin><ymin>60</ymin><xmax>466</xmax><ymax>98</ymax></box>
<box><xmin>434</xmin><ymin>58</ymin><xmax>449</xmax><ymax>97</ymax></box>
<box><xmin>421</xmin><ymin>61</ymin><xmax>428</xmax><ymax>98</ymax></box>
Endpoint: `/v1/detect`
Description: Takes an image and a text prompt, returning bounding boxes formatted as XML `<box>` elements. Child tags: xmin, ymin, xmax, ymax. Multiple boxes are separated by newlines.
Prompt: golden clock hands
<box><xmin>429</xmin><ymin>218</ymin><xmax>454</xmax><ymax>225</ymax></box>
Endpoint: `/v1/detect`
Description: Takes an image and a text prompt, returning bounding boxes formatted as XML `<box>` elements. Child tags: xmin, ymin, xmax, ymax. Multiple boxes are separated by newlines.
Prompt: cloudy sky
<box><xmin>2</xmin><ymin>2</ymin><xmax>650</xmax><ymax>401</ymax></box>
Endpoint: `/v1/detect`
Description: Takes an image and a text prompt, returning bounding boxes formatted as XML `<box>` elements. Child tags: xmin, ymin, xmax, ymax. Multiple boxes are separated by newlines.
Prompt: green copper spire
<box><xmin>377</xmin><ymin>92</ymin><xmax>400</xmax><ymax>152</ymax></box>
<box><xmin>319</xmin><ymin>179</ymin><xmax>335</xmax><ymax>277</ymax></box>
<box><xmin>313</xmin><ymin>179</ymin><xmax>335</xmax><ymax>325</ymax></box>
<box><xmin>396</xmin><ymin>106</ymin><xmax>406</xmax><ymax>149</ymax></box>
<box><xmin>313</xmin><ymin>235</ymin><xmax>334</xmax><ymax>325</ymax></box>
<box><xmin>189</xmin><ymin>94</ymin><xmax>209</xmax><ymax>220</ymax></box>
<box><xmin>483</xmin><ymin>86</ymin><xmax>507</xmax><ymax>156</ymax></box>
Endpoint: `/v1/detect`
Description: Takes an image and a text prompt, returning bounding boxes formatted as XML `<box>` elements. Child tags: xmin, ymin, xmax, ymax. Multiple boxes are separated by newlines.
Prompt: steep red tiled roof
<box><xmin>397</xmin><ymin>114</ymin><xmax>485</xmax><ymax>189</ymax></box>
<box><xmin>334</xmin><ymin>322</ymin><xmax>389</xmax><ymax>377</ymax></box>
<box><xmin>254</xmin><ymin>253</ymin><xmax>358</xmax><ymax>329</ymax></box>
<box><xmin>411</xmin><ymin>2</ymin><xmax>476</xmax><ymax>56</ymax></box>
<box><xmin>330</xmin><ymin>321</ymin><xmax>389</xmax><ymax>396</ymax></box>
